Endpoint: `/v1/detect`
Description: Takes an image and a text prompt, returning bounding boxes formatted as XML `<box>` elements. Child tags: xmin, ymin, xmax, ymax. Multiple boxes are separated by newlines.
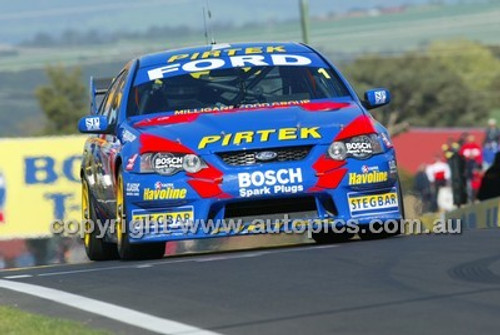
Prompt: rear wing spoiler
<box><xmin>89</xmin><ymin>76</ymin><xmax>114</xmax><ymax>114</ymax></box>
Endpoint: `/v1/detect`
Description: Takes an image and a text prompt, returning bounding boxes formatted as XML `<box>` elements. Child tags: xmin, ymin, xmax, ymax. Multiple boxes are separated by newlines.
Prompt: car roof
<box><xmin>138</xmin><ymin>42</ymin><xmax>314</xmax><ymax>69</ymax></box>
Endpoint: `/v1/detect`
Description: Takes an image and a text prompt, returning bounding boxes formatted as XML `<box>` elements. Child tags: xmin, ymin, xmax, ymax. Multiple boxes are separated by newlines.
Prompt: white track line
<box><xmin>0</xmin><ymin>279</ymin><xmax>222</xmax><ymax>335</ymax></box>
<box><xmin>1</xmin><ymin>244</ymin><xmax>338</xmax><ymax>279</ymax></box>
<box><xmin>2</xmin><ymin>274</ymin><xmax>33</xmax><ymax>279</ymax></box>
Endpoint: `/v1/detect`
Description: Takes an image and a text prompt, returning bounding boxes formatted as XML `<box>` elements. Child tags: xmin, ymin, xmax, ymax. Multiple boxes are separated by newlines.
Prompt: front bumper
<box><xmin>123</xmin><ymin>147</ymin><xmax>402</xmax><ymax>243</ymax></box>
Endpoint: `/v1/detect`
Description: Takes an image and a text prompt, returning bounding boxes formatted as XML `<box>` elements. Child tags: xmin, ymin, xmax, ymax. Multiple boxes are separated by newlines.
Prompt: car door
<box><xmin>89</xmin><ymin>69</ymin><xmax>129</xmax><ymax>218</ymax></box>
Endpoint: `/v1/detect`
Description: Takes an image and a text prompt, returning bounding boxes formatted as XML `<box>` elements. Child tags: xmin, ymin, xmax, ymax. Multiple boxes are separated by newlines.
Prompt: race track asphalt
<box><xmin>1</xmin><ymin>229</ymin><xmax>500</xmax><ymax>334</ymax></box>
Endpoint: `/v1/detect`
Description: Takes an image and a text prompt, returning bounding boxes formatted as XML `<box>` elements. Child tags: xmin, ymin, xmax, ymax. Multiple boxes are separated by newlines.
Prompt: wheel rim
<box><xmin>116</xmin><ymin>174</ymin><xmax>125</xmax><ymax>249</ymax></box>
<box><xmin>82</xmin><ymin>181</ymin><xmax>91</xmax><ymax>248</ymax></box>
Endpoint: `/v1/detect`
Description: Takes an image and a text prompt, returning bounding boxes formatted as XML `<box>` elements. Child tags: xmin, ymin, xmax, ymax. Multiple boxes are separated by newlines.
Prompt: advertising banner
<box><xmin>0</xmin><ymin>136</ymin><xmax>86</xmax><ymax>239</ymax></box>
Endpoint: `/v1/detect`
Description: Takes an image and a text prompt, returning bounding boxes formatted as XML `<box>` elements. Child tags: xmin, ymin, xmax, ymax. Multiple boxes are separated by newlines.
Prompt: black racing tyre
<box><xmin>358</xmin><ymin>220</ymin><xmax>401</xmax><ymax>240</ymax></box>
<box><xmin>82</xmin><ymin>180</ymin><xmax>119</xmax><ymax>261</ymax></box>
<box><xmin>312</xmin><ymin>231</ymin><xmax>354</xmax><ymax>244</ymax></box>
<box><xmin>398</xmin><ymin>177</ymin><xmax>406</xmax><ymax>221</ymax></box>
<box><xmin>115</xmin><ymin>171</ymin><xmax>165</xmax><ymax>260</ymax></box>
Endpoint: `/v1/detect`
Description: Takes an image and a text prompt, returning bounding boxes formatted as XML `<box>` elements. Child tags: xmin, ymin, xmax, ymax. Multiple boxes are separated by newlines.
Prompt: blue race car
<box><xmin>79</xmin><ymin>42</ymin><xmax>403</xmax><ymax>260</ymax></box>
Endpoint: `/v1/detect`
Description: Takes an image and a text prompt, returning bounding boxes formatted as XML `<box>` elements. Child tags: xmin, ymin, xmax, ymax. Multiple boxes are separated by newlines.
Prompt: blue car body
<box><xmin>80</xmin><ymin>42</ymin><xmax>402</xmax><ymax>249</ymax></box>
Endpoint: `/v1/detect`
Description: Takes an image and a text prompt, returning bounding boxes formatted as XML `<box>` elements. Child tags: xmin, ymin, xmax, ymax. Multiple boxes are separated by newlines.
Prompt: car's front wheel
<box><xmin>115</xmin><ymin>171</ymin><xmax>165</xmax><ymax>260</ymax></box>
<box><xmin>358</xmin><ymin>179</ymin><xmax>405</xmax><ymax>240</ymax></box>
<box><xmin>82</xmin><ymin>179</ymin><xmax>119</xmax><ymax>261</ymax></box>
<box><xmin>312</xmin><ymin>231</ymin><xmax>354</xmax><ymax>244</ymax></box>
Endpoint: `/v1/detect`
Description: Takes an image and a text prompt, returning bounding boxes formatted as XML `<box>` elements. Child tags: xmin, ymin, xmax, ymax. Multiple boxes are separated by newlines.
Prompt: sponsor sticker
<box><xmin>237</xmin><ymin>168</ymin><xmax>304</xmax><ymax>197</ymax></box>
<box><xmin>122</xmin><ymin>129</ymin><xmax>137</xmax><ymax>143</ymax></box>
<box><xmin>143</xmin><ymin>185</ymin><xmax>187</xmax><ymax>201</ymax></box>
<box><xmin>345</xmin><ymin>135</ymin><xmax>373</xmax><ymax>157</ymax></box>
<box><xmin>198</xmin><ymin>127</ymin><xmax>321</xmax><ymax>149</ymax></box>
<box><xmin>348</xmin><ymin>189</ymin><xmax>399</xmax><ymax>216</ymax></box>
<box><xmin>174</xmin><ymin>99</ymin><xmax>310</xmax><ymax>115</ymax></box>
<box><xmin>125</xmin><ymin>154</ymin><xmax>138</xmax><ymax>171</ymax></box>
<box><xmin>148</xmin><ymin>53</ymin><xmax>312</xmax><ymax>81</ymax></box>
<box><xmin>126</xmin><ymin>183</ymin><xmax>140</xmax><ymax>196</ymax></box>
<box><xmin>152</xmin><ymin>153</ymin><xmax>183</xmax><ymax>175</ymax></box>
<box><xmin>361</xmin><ymin>165</ymin><xmax>379</xmax><ymax>174</ymax></box>
<box><xmin>388</xmin><ymin>160</ymin><xmax>398</xmax><ymax>174</ymax></box>
<box><xmin>348</xmin><ymin>170</ymin><xmax>388</xmax><ymax>185</ymax></box>
<box><xmin>85</xmin><ymin>117</ymin><xmax>100</xmax><ymax>131</ymax></box>
<box><xmin>132</xmin><ymin>207</ymin><xmax>194</xmax><ymax>228</ymax></box>
<box><xmin>166</xmin><ymin>45</ymin><xmax>287</xmax><ymax>64</ymax></box>
<box><xmin>374</xmin><ymin>90</ymin><xmax>387</xmax><ymax>104</ymax></box>
<box><xmin>380</xmin><ymin>132</ymin><xmax>393</xmax><ymax>148</ymax></box>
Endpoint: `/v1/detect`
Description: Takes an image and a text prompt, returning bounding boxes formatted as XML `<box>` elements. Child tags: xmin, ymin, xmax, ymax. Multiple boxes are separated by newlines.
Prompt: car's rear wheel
<box><xmin>82</xmin><ymin>180</ymin><xmax>119</xmax><ymax>261</ymax></box>
<box><xmin>116</xmin><ymin>171</ymin><xmax>165</xmax><ymax>260</ymax></box>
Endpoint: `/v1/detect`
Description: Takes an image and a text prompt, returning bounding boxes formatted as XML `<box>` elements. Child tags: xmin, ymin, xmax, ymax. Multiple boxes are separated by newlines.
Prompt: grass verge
<box><xmin>0</xmin><ymin>305</ymin><xmax>109</xmax><ymax>335</ymax></box>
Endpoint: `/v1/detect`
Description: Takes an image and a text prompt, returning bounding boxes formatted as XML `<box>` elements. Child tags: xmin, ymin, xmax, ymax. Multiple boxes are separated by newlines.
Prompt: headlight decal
<box><xmin>152</xmin><ymin>153</ymin><xmax>184</xmax><ymax>175</ymax></box>
<box><xmin>327</xmin><ymin>134</ymin><xmax>383</xmax><ymax>161</ymax></box>
<box><xmin>140</xmin><ymin>152</ymin><xmax>208</xmax><ymax>175</ymax></box>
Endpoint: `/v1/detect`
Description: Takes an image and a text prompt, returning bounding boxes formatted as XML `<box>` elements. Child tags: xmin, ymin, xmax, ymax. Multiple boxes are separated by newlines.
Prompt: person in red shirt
<box><xmin>459</xmin><ymin>135</ymin><xmax>483</xmax><ymax>201</ymax></box>
<box><xmin>459</xmin><ymin>134</ymin><xmax>483</xmax><ymax>166</ymax></box>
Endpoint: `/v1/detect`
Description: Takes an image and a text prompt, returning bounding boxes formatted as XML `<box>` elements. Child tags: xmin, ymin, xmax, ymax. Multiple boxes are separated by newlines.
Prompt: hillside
<box><xmin>0</xmin><ymin>0</ymin><xmax>499</xmax><ymax>136</ymax></box>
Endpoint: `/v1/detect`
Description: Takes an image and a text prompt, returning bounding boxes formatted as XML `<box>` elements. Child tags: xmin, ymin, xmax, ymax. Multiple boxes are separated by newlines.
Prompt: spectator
<box><xmin>483</xmin><ymin>142</ymin><xmax>497</xmax><ymax>170</ymax></box>
<box><xmin>458</xmin><ymin>132</ymin><xmax>469</xmax><ymax>147</ymax></box>
<box><xmin>413</xmin><ymin>164</ymin><xmax>432</xmax><ymax>213</ymax></box>
<box><xmin>460</xmin><ymin>134</ymin><xmax>483</xmax><ymax>167</ymax></box>
<box><xmin>470</xmin><ymin>166</ymin><xmax>483</xmax><ymax>201</ymax></box>
<box><xmin>459</xmin><ymin>134</ymin><xmax>483</xmax><ymax>202</ymax></box>
<box><xmin>483</xmin><ymin>118</ymin><xmax>500</xmax><ymax>148</ymax></box>
<box><xmin>482</xmin><ymin>119</ymin><xmax>500</xmax><ymax>169</ymax></box>
<box><xmin>477</xmin><ymin>152</ymin><xmax>500</xmax><ymax>201</ymax></box>
<box><xmin>425</xmin><ymin>156</ymin><xmax>451</xmax><ymax>211</ymax></box>
<box><xmin>442</xmin><ymin>137</ymin><xmax>460</xmax><ymax>160</ymax></box>
<box><xmin>426</xmin><ymin>156</ymin><xmax>451</xmax><ymax>187</ymax></box>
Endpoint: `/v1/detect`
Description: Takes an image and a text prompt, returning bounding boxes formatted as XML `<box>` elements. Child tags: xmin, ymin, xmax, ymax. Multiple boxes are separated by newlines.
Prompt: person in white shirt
<box><xmin>425</xmin><ymin>156</ymin><xmax>452</xmax><ymax>211</ymax></box>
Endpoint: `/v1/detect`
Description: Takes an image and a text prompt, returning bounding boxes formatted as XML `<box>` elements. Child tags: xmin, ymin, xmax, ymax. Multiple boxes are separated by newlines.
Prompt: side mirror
<box><xmin>363</xmin><ymin>88</ymin><xmax>391</xmax><ymax>109</ymax></box>
<box><xmin>78</xmin><ymin>116</ymin><xmax>109</xmax><ymax>134</ymax></box>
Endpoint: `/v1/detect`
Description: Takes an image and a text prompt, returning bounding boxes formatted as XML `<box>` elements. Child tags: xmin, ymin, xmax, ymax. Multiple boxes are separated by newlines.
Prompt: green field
<box><xmin>0</xmin><ymin>306</ymin><xmax>109</xmax><ymax>335</ymax></box>
<box><xmin>1</xmin><ymin>1</ymin><xmax>499</xmax><ymax>136</ymax></box>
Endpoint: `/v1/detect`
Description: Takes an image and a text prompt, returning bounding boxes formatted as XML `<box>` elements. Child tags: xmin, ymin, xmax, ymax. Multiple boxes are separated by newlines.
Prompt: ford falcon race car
<box><xmin>79</xmin><ymin>42</ymin><xmax>403</xmax><ymax>260</ymax></box>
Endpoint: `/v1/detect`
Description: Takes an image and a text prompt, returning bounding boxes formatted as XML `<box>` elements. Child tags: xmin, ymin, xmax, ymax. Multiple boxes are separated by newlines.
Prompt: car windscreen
<box><xmin>128</xmin><ymin>61</ymin><xmax>351</xmax><ymax>117</ymax></box>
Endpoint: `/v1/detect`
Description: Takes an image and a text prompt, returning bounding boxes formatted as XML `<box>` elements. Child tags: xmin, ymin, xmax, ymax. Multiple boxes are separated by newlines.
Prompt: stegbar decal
<box><xmin>348</xmin><ymin>189</ymin><xmax>399</xmax><ymax>216</ymax></box>
<box><xmin>132</xmin><ymin>207</ymin><xmax>194</xmax><ymax>227</ymax></box>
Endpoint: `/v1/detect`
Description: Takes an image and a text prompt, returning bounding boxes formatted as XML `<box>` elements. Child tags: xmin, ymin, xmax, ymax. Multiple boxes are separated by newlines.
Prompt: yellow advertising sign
<box><xmin>0</xmin><ymin>136</ymin><xmax>87</xmax><ymax>240</ymax></box>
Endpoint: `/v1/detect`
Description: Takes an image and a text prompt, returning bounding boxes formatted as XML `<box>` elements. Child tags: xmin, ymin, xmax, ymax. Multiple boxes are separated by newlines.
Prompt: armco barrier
<box><xmin>444</xmin><ymin>197</ymin><xmax>500</xmax><ymax>230</ymax></box>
